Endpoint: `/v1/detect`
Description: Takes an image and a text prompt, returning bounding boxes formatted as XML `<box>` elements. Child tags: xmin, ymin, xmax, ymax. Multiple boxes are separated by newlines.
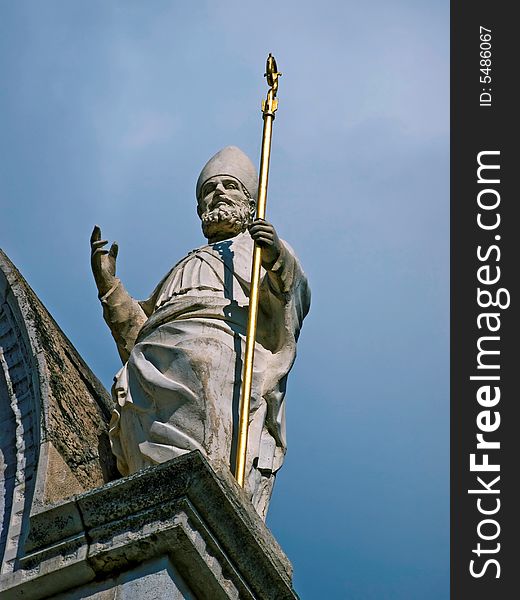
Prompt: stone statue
<box><xmin>90</xmin><ymin>146</ymin><xmax>310</xmax><ymax>519</ymax></box>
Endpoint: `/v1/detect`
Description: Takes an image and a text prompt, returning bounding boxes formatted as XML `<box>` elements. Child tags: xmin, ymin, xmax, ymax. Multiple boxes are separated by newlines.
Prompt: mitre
<box><xmin>196</xmin><ymin>146</ymin><xmax>258</xmax><ymax>201</ymax></box>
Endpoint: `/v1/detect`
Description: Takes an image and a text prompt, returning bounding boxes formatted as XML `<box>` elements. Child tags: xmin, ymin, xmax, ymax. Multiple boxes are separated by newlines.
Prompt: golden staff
<box><xmin>235</xmin><ymin>54</ymin><xmax>281</xmax><ymax>487</ymax></box>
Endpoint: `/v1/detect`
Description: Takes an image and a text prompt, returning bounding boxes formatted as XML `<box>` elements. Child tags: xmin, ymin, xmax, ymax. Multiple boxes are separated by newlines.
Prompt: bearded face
<box><xmin>200</xmin><ymin>201</ymin><xmax>252</xmax><ymax>240</ymax></box>
<box><xmin>198</xmin><ymin>175</ymin><xmax>255</xmax><ymax>242</ymax></box>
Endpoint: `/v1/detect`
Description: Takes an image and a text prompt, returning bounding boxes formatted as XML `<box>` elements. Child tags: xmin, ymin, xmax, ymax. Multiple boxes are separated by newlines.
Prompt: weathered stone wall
<box><xmin>0</xmin><ymin>249</ymin><xmax>118</xmax><ymax>575</ymax></box>
<box><xmin>19</xmin><ymin>269</ymin><xmax>117</xmax><ymax>498</ymax></box>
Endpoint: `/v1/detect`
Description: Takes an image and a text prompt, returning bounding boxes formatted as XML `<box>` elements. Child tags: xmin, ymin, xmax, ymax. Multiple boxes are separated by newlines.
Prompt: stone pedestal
<box><xmin>0</xmin><ymin>451</ymin><xmax>298</xmax><ymax>599</ymax></box>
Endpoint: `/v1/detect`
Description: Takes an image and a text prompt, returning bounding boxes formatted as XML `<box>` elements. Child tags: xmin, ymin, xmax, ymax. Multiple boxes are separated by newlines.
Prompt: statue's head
<box><xmin>196</xmin><ymin>146</ymin><xmax>258</xmax><ymax>242</ymax></box>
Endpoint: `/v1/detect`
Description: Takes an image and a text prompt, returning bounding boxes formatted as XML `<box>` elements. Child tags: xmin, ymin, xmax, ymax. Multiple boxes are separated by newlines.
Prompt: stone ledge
<box><xmin>0</xmin><ymin>452</ymin><xmax>298</xmax><ymax>600</ymax></box>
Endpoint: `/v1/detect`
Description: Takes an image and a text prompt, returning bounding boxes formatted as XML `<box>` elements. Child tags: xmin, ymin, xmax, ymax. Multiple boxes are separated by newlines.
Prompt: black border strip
<box><xmin>451</xmin><ymin>3</ymin><xmax>518</xmax><ymax>598</ymax></box>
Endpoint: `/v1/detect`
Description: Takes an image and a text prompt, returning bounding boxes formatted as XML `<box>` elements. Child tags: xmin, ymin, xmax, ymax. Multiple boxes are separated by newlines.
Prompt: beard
<box><xmin>201</xmin><ymin>201</ymin><xmax>252</xmax><ymax>241</ymax></box>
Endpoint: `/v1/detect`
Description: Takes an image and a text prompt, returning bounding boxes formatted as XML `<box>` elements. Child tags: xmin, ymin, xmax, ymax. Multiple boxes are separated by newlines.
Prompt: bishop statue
<box><xmin>91</xmin><ymin>146</ymin><xmax>310</xmax><ymax>519</ymax></box>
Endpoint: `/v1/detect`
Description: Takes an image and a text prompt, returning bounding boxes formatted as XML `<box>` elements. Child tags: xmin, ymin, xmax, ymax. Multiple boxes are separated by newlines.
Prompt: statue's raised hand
<box><xmin>90</xmin><ymin>225</ymin><xmax>118</xmax><ymax>297</ymax></box>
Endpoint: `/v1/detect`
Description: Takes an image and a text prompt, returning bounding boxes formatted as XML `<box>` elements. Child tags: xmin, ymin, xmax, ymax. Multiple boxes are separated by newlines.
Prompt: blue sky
<box><xmin>0</xmin><ymin>2</ymin><xmax>448</xmax><ymax>598</ymax></box>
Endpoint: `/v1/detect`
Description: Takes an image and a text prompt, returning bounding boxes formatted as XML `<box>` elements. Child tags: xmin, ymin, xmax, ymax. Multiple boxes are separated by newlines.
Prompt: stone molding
<box><xmin>0</xmin><ymin>451</ymin><xmax>298</xmax><ymax>600</ymax></box>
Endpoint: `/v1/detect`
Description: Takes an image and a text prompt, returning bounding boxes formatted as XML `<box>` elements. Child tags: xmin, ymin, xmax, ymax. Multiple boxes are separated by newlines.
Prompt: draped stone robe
<box><xmin>101</xmin><ymin>231</ymin><xmax>310</xmax><ymax>518</ymax></box>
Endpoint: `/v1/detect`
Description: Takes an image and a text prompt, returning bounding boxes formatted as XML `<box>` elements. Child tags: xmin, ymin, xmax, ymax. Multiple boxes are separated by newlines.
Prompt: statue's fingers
<box><xmin>109</xmin><ymin>242</ymin><xmax>119</xmax><ymax>260</ymax></box>
<box><xmin>249</xmin><ymin>223</ymin><xmax>273</xmax><ymax>236</ymax></box>
<box><xmin>250</xmin><ymin>220</ymin><xmax>270</xmax><ymax>228</ymax></box>
<box><xmin>254</xmin><ymin>235</ymin><xmax>273</xmax><ymax>246</ymax></box>
<box><xmin>250</xmin><ymin>225</ymin><xmax>273</xmax><ymax>236</ymax></box>
<box><xmin>90</xmin><ymin>225</ymin><xmax>101</xmax><ymax>245</ymax></box>
<box><xmin>91</xmin><ymin>248</ymin><xmax>109</xmax><ymax>259</ymax></box>
<box><xmin>250</xmin><ymin>226</ymin><xmax>274</xmax><ymax>238</ymax></box>
<box><xmin>91</xmin><ymin>239</ymin><xmax>108</xmax><ymax>250</ymax></box>
<box><xmin>257</xmin><ymin>232</ymin><xmax>274</xmax><ymax>241</ymax></box>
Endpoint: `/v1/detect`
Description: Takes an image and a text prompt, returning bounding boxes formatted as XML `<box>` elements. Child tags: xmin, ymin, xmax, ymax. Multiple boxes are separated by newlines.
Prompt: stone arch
<box><xmin>0</xmin><ymin>250</ymin><xmax>118</xmax><ymax>574</ymax></box>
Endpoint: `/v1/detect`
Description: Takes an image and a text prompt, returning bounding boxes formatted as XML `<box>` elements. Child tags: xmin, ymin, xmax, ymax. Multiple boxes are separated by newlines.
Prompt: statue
<box><xmin>91</xmin><ymin>146</ymin><xmax>309</xmax><ymax>519</ymax></box>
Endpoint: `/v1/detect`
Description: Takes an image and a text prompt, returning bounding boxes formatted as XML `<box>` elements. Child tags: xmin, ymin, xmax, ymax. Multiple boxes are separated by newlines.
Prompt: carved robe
<box><xmin>102</xmin><ymin>231</ymin><xmax>310</xmax><ymax>518</ymax></box>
